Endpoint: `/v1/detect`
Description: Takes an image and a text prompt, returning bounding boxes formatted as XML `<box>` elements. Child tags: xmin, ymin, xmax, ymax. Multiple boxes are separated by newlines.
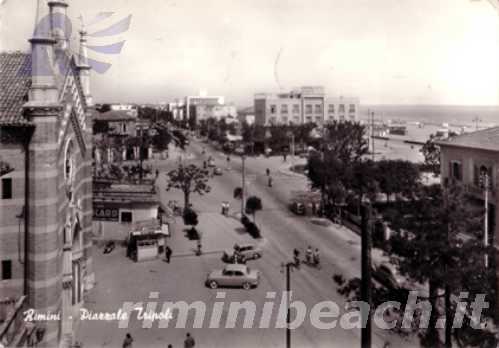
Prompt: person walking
<box><xmin>268</xmin><ymin>176</ymin><xmax>273</xmax><ymax>187</ymax></box>
<box><xmin>165</xmin><ymin>245</ymin><xmax>172</xmax><ymax>263</ymax></box>
<box><xmin>266</xmin><ymin>168</ymin><xmax>270</xmax><ymax>176</ymax></box>
<box><xmin>122</xmin><ymin>333</ymin><xmax>133</xmax><ymax>348</ymax></box>
<box><xmin>184</xmin><ymin>332</ymin><xmax>195</xmax><ymax>348</ymax></box>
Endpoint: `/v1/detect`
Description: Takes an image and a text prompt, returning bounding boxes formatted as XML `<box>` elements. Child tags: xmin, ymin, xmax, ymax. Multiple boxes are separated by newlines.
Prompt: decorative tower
<box><xmin>23</xmin><ymin>0</ymin><xmax>64</xmax><ymax>346</ymax></box>
<box><xmin>47</xmin><ymin>0</ymin><xmax>69</xmax><ymax>51</ymax></box>
<box><xmin>77</xmin><ymin>24</ymin><xmax>93</xmax><ymax>106</ymax></box>
<box><xmin>27</xmin><ymin>0</ymin><xmax>58</xmax><ymax>103</ymax></box>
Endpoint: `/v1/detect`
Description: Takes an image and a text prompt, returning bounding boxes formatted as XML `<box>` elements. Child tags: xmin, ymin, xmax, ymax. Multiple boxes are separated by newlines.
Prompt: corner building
<box><xmin>0</xmin><ymin>0</ymin><xmax>94</xmax><ymax>346</ymax></box>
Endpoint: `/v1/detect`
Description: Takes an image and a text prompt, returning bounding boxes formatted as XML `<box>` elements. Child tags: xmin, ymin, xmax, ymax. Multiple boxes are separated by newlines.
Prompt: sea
<box><xmin>360</xmin><ymin>105</ymin><xmax>499</xmax><ymax>129</ymax></box>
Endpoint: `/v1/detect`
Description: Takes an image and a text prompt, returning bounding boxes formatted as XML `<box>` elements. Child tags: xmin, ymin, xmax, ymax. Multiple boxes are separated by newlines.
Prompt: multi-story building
<box><xmin>254</xmin><ymin>86</ymin><xmax>359</xmax><ymax>126</ymax></box>
<box><xmin>0</xmin><ymin>1</ymin><xmax>94</xmax><ymax>346</ymax></box>
<box><xmin>193</xmin><ymin>104</ymin><xmax>238</xmax><ymax>123</ymax></box>
<box><xmin>437</xmin><ymin>127</ymin><xmax>499</xmax><ymax>309</ymax></box>
<box><xmin>168</xmin><ymin>94</ymin><xmax>234</xmax><ymax>125</ymax></box>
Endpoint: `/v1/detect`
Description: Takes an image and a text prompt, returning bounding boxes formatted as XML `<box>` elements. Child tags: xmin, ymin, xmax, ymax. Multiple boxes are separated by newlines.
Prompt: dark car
<box><xmin>290</xmin><ymin>201</ymin><xmax>306</xmax><ymax>215</ymax></box>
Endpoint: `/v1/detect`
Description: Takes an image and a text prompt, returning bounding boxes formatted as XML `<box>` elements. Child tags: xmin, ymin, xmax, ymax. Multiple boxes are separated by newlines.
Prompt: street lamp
<box><xmin>240</xmin><ymin>148</ymin><xmax>247</xmax><ymax>216</ymax></box>
<box><xmin>480</xmin><ymin>169</ymin><xmax>491</xmax><ymax>267</ymax></box>
<box><xmin>286</xmin><ymin>130</ymin><xmax>295</xmax><ymax>165</ymax></box>
<box><xmin>280</xmin><ymin>261</ymin><xmax>297</xmax><ymax>348</ymax></box>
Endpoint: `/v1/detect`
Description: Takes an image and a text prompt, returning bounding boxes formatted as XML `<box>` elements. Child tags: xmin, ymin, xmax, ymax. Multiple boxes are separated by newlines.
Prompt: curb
<box><xmin>170</xmin><ymin>249</ymin><xmax>225</xmax><ymax>258</ymax></box>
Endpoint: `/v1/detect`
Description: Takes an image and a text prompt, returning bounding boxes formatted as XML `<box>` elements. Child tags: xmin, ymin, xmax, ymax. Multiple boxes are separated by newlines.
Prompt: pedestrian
<box><xmin>122</xmin><ymin>333</ymin><xmax>133</xmax><ymax>348</ymax></box>
<box><xmin>268</xmin><ymin>176</ymin><xmax>273</xmax><ymax>187</ymax></box>
<box><xmin>184</xmin><ymin>332</ymin><xmax>195</xmax><ymax>348</ymax></box>
<box><xmin>283</xmin><ymin>153</ymin><xmax>287</xmax><ymax>162</ymax></box>
<box><xmin>165</xmin><ymin>245</ymin><xmax>172</xmax><ymax>263</ymax></box>
<box><xmin>167</xmin><ymin>345</ymin><xmax>173</xmax><ymax>348</ymax></box>
<box><xmin>203</xmin><ymin>161</ymin><xmax>207</xmax><ymax>169</ymax></box>
<box><xmin>266</xmin><ymin>168</ymin><xmax>270</xmax><ymax>176</ymax></box>
<box><xmin>155</xmin><ymin>169</ymin><xmax>159</xmax><ymax>178</ymax></box>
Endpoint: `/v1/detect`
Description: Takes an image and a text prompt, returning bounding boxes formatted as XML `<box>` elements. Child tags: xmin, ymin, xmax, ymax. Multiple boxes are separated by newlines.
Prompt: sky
<box><xmin>1</xmin><ymin>0</ymin><xmax>499</xmax><ymax>106</ymax></box>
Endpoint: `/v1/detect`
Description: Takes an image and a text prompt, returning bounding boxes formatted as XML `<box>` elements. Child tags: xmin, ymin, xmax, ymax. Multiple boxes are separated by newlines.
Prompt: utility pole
<box><xmin>241</xmin><ymin>154</ymin><xmax>246</xmax><ymax>215</ymax></box>
<box><xmin>484</xmin><ymin>172</ymin><xmax>489</xmax><ymax>268</ymax></box>
<box><xmin>361</xmin><ymin>204</ymin><xmax>372</xmax><ymax>348</ymax></box>
<box><xmin>473</xmin><ymin>116</ymin><xmax>481</xmax><ymax>130</ymax></box>
<box><xmin>281</xmin><ymin>261</ymin><xmax>295</xmax><ymax>348</ymax></box>
<box><xmin>371</xmin><ymin>111</ymin><xmax>375</xmax><ymax>162</ymax></box>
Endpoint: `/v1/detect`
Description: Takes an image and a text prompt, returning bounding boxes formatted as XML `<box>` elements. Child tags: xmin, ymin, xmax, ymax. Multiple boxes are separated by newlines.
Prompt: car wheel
<box><xmin>242</xmin><ymin>282</ymin><xmax>251</xmax><ymax>290</ymax></box>
<box><xmin>209</xmin><ymin>281</ymin><xmax>218</xmax><ymax>289</ymax></box>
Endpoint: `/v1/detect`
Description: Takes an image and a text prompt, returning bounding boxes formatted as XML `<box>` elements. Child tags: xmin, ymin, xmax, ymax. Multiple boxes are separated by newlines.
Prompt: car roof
<box><xmin>235</xmin><ymin>243</ymin><xmax>253</xmax><ymax>248</ymax></box>
<box><xmin>224</xmin><ymin>264</ymin><xmax>248</xmax><ymax>272</ymax></box>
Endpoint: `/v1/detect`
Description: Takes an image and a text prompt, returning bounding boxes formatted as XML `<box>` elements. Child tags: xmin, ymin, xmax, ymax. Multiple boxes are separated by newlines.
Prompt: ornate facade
<box><xmin>0</xmin><ymin>0</ymin><xmax>94</xmax><ymax>346</ymax></box>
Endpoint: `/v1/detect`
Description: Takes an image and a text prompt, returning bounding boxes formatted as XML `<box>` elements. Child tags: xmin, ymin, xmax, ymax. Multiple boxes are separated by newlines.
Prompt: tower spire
<box><xmin>77</xmin><ymin>16</ymin><xmax>93</xmax><ymax>106</ymax></box>
<box><xmin>28</xmin><ymin>0</ymin><xmax>58</xmax><ymax>104</ymax></box>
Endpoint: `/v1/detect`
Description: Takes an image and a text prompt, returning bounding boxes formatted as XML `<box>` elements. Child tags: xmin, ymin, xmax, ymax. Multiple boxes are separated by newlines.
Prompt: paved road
<box><xmin>77</xmin><ymin>139</ymin><xmax>417</xmax><ymax>348</ymax></box>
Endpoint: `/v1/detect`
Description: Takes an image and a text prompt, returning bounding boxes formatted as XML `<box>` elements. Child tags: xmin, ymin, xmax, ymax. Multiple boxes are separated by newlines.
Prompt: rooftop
<box><xmin>94</xmin><ymin>109</ymin><xmax>138</xmax><ymax>122</ymax></box>
<box><xmin>436</xmin><ymin>126</ymin><xmax>499</xmax><ymax>152</ymax></box>
<box><xmin>0</xmin><ymin>52</ymin><xmax>32</xmax><ymax>125</ymax></box>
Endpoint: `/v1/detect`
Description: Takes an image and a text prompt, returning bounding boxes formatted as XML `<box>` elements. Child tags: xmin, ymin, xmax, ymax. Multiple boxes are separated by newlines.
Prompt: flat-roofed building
<box><xmin>254</xmin><ymin>86</ymin><xmax>359</xmax><ymax>126</ymax></box>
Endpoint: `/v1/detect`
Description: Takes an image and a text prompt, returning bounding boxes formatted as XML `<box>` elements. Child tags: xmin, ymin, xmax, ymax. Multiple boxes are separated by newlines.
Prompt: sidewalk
<box><xmin>166</xmin><ymin>210</ymin><xmax>261</xmax><ymax>258</ymax></box>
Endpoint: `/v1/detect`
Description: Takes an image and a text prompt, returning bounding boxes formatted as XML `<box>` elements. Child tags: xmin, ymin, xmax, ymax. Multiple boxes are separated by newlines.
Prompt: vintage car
<box><xmin>206</xmin><ymin>264</ymin><xmax>260</xmax><ymax>290</ymax></box>
<box><xmin>290</xmin><ymin>201</ymin><xmax>306</xmax><ymax>215</ymax></box>
<box><xmin>222</xmin><ymin>243</ymin><xmax>263</xmax><ymax>263</ymax></box>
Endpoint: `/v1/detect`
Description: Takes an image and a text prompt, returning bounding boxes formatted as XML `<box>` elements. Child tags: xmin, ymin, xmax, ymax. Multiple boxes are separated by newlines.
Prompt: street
<box><xmin>77</xmin><ymin>139</ymin><xmax>416</xmax><ymax>348</ymax></box>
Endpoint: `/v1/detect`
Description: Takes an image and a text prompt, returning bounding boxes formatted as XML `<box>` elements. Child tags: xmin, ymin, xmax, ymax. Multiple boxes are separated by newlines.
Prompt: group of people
<box><xmin>293</xmin><ymin>246</ymin><xmax>320</xmax><ymax>268</ymax></box>
<box><xmin>123</xmin><ymin>332</ymin><xmax>195</xmax><ymax>348</ymax></box>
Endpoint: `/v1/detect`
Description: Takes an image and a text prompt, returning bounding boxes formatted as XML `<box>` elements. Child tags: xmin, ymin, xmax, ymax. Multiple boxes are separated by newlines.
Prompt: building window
<box><xmin>450</xmin><ymin>161</ymin><xmax>462</xmax><ymax>181</ymax></box>
<box><xmin>305</xmin><ymin>105</ymin><xmax>312</xmax><ymax>114</ymax></box>
<box><xmin>328</xmin><ymin>104</ymin><xmax>335</xmax><ymax>113</ymax></box>
<box><xmin>292</xmin><ymin>104</ymin><xmax>300</xmax><ymax>114</ymax></box>
<box><xmin>306</xmin><ymin>116</ymin><xmax>313</xmax><ymax>123</ymax></box>
<box><xmin>281</xmin><ymin>105</ymin><xmax>288</xmax><ymax>114</ymax></box>
<box><xmin>315</xmin><ymin>116</ymin><xmax>322</xmax><ymax>124</ymax></box>
<box><xmin>349</xmin><ymin>104</ymin><xmax>356</xmax><ymax>113</ymax></box>
<box><xmin>2</xmin><ymin>178</ymin><xmax>12</xmax><ymax>199</ymax></box>
<box><xmin>293</xmin><ymin>116</ymin><xmax>300</xmax><ymax>123</ymax></box>
<box><xmin>314</xmin><ymin>105</ymin><xmax>323</xmax><ymax>114</ymax></box>
<box><xmin>270</xmin><ymin>105</ymin><xmax>277</xmax><ymax>114</ymax></box>
<box><xmin>281</xmin><ymin>116</ymin><xmax>288</xmax><ymax>124</ymax></box>
<box><xmin>1</xmin><ymin>260</ymin><xmax>12</xmax><ymax>280</ymax></box>
<box><xmin>121</xmin><ymin>211</ymin><xmax>133</xmax><ymax>223</ymax></box>
<box><xmin>339</xmin><ymin>115</ymin><xmax>345</xmax><ymax>122</ymax></box>
<box><xmin>339</xmin><ymin>104</ymin><xmax>345</xmax><ymax>113</ymax></box>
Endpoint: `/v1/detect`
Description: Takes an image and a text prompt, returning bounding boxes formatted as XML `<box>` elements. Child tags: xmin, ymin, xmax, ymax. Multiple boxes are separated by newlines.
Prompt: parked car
<box><xmin>222</xmin><ymin>243</ymin><xmax>263</xmax><ymax>263</ymax></box>
<box><xmin>205</xmin><ymin>264</ymin><xmax>260</xmax><ymax>289</ymax></box>
<box><xmin>213</xmin><ymin>167</ymin><xmax>223</xmax><ymax>175</ymax></box>
<box><xmin>372</xmin><ymin>262</ymin><xmax>410</xmax><ymax>290</ymax></box>
<box><xmin>207</xmin><ymin>158</ymin><xmax>216</xmax><ymax>167</ymax></box>
<box><xmin>290</xmin><ymin>201</ymin><xmax>306</xmax><ymax>215</ymax></box>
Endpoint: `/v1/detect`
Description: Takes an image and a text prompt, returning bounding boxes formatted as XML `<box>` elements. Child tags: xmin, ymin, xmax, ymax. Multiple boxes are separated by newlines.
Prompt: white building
<box><xmin>254</xmin><ymin>86</ymin><xmax>359</xmax><ymax>126</ymax></box>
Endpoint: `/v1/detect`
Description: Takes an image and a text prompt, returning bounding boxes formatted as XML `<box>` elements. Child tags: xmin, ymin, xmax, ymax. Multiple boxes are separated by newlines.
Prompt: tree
<box><xmin>165</xmin><ymin>164</ymin><xmax>211</xmax><ymax>209</ymax></box>
<box><xmin>323</xmin><ymin>120</ymin><xmax>369</xmax><ymax>165</ymax></box>
<box><xmin>245</xmin><ymin>196</ymin><xmax>262</xmax><ymax>223</ymax></box>
<box><xmin>384</xmin><ymin>183</ymin><xmax>490</xmax><ymax>347</ymax></box>
<box><xmin>420</xmin><ymin>134</ymin><xmax>441</xmax><ymax>176</ymax></box>
<box><xmin>375</xmin><ymin>160</ymin><xmax>420</xmax><ymax>202</ymax></box>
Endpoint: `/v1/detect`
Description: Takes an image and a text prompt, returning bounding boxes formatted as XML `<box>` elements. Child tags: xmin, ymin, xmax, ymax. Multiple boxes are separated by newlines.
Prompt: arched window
<box><xmin>64</xmin><ymin>139</ymin><xmax>75</xmax><ymax>200</ymax></box>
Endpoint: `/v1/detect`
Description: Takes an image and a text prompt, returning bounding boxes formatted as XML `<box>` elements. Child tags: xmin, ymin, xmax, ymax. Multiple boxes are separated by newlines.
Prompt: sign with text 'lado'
<box><xmin>93</xmin><ymin>204</ymin><xmax>119</xmax><ymax>221</ymax></box>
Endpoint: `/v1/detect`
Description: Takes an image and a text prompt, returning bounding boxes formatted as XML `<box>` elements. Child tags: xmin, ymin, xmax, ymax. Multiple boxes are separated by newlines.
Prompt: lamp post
<box><xmin>280</xmin><ymin>261</ymin><xmax>296</xmax><ymax>348</ymax></box>
<box><xmin>287</xmin><ymin>130</ymin><xmax>295</xmax><ymax>166</ymax></box>
<box><xmin>480</xmin><ymin>170</ymin><xmax>490</xmax><ymax>267</ymax></box>
<box><xmin>241</xmin><ymin>153</ymin><xmax>246</xmax><ymax>216</ymax></box>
